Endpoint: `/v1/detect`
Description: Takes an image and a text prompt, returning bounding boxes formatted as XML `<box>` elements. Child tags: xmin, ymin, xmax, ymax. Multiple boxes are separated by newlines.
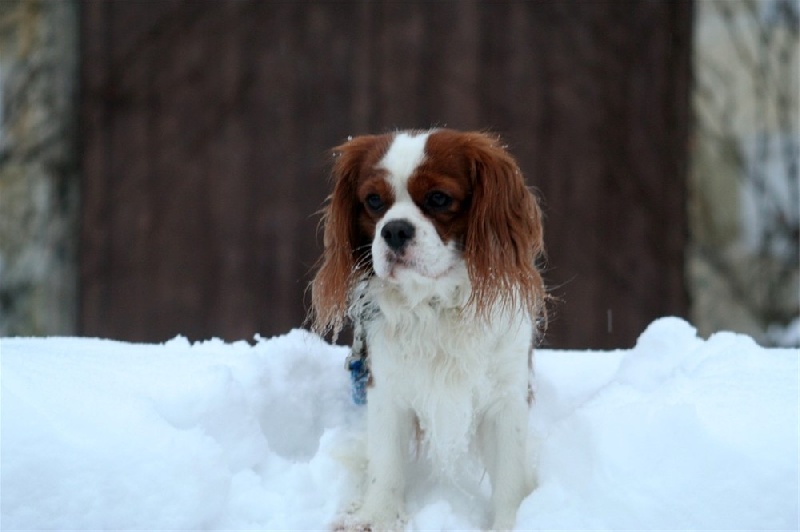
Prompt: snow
<box><xmin>2</xmin><ymin>317</ymin><xmax>798</xmax><ymax>530</ymax></box>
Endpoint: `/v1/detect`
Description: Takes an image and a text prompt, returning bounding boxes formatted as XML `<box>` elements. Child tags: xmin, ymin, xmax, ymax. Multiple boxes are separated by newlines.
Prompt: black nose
<box><xmin>381</xmin><ymin>219</ymin><xmax>416</xmax><ymax>252</ymax></box>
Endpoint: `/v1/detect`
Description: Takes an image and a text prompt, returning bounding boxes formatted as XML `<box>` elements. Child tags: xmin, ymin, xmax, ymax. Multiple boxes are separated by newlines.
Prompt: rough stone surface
<box><xmin>0</xmin><ymin>0</ymin><xmax>79</xmax><ymax>336</ymax></box>
<box><xmin>690</xmin><ymin>0</ymin><xmax>799</xmax><ymax>345</ymax></box>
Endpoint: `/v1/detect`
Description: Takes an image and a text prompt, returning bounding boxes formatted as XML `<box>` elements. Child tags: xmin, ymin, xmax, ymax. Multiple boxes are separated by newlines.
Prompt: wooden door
<box><xmin>80</xmin><ymin>0</ymin><xmax>691</xmax><ymax>348</ymax></box>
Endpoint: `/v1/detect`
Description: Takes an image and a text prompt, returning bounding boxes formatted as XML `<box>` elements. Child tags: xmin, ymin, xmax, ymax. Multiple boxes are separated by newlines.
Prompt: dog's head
<box><xmin>311</xmin><ymin>129</ymin><xmax>545</xmax><ymax>336</ymax></box>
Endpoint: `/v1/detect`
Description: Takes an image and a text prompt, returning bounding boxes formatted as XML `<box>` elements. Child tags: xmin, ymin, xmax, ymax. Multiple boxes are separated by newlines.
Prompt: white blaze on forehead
<box><xmin>378</xmin><ymin>131</ymin><xmax>430</xmax><ymax>201</ymax></box>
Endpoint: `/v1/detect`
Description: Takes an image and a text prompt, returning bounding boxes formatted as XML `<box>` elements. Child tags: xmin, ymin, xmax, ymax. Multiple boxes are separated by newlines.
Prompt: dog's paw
<box><xmin>330</xmin><ymin>515</ymin><xmax>373</xmax><ymax>532</ymax></box>
<box><xmin>330</xmin><ymin>504</ymin><xmax>406</xmax><ymax>532</ymax></box>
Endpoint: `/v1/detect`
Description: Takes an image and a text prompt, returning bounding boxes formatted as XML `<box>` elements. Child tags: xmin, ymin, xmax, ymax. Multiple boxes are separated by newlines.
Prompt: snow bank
<box><xmin>1</xmin><ymin>318</ymin><xmax>797</xmax><ymax>530</ymax></box>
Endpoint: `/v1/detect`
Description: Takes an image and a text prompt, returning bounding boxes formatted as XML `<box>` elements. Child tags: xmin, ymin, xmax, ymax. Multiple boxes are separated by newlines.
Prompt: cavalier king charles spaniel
<box><xmin>311</xmin><ymin>129</ymin><xmax>546</xmax><ymax>530</ymax></box>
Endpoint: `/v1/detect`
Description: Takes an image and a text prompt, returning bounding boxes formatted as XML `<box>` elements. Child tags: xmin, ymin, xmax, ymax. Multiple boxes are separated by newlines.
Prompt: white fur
<box><xmin>378</xmin><ymin>131</ymin><xmax>430</xmax><ymax>198</ymax></box>
<box><xmin>348</xmin><ymin>132</ymin><xmax>535</xmax><ymax>530</ymax></box>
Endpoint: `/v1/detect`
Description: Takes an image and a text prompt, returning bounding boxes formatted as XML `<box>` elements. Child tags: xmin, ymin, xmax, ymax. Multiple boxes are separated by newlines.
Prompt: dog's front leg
<box><xmin>482</xmin><ymin>396</ymin><xmax>530</xmax><ymax>530</ymax></box>
<box><xmin>355</xmin><ymin>389</ymin><xmax>411</xmax><ymax>528</ymax></box>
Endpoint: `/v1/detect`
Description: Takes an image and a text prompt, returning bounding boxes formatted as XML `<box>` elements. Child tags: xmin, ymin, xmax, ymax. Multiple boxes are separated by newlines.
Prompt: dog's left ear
<box><xmin>311</xmin><ymin>134</ymin><xmax>386</xmax><ymax>337</ymax></box>
<box><xmin>462</xmin><ymin>133</ymin><xmax>546</xmax><ymax>320</ymax></box>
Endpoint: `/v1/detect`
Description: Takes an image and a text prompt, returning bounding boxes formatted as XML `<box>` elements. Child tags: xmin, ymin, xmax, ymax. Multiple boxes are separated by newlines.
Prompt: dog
<box><xmin>311</xmin><ymin>129</ymin><xmax>546</xmax><ymax>530</ymax></box>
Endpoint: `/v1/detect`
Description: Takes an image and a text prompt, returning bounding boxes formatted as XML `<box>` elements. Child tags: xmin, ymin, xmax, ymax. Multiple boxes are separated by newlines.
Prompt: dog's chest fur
<box><xmin>361</xmin><ymin>275</ymin><xmax>533</xmax><ymax>471</ymax></box>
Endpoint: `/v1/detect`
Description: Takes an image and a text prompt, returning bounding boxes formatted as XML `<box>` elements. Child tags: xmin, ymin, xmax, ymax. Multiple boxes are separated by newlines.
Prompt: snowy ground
<box><xmin>1</xmin><ymin>317</ymin><xmax>797</xmax><ymax>530</ymax></box>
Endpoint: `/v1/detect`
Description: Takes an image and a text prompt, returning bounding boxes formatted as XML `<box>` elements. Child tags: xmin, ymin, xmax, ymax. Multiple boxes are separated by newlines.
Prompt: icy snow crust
<box><xmin>1</xmin><ymin>318</ymin><xmax>797</xmax><ymax>530</ymax></box>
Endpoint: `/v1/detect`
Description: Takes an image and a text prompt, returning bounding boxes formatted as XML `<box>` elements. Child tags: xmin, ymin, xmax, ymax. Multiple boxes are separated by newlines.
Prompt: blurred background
<box><xmin>0</xmin><ymin>0</ymin><xmax>796</xmax><ymax>349</ymax></box>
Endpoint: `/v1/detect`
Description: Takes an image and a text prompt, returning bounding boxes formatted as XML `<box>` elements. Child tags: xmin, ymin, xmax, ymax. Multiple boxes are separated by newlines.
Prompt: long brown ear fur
<box><xmin>310</xmin><ymin>135</ymin><xmax>387</xmax><ymax>337</ymax></box>
<box><xmin>462</xmin><ymin>132</ymin><xmax>547</xmax><ymax>325</ymax></box>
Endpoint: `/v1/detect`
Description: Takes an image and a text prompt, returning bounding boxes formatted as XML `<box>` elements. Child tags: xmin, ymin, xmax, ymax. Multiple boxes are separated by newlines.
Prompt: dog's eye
<box><xmin>365</xmin><ymin>194</ymin><xmax>386</xmax><ymax>212</ymax></box>
<box><xmin>424</xmin><ymin>191</ymin><xmax>453</xmax><ymax>212</ymax></box>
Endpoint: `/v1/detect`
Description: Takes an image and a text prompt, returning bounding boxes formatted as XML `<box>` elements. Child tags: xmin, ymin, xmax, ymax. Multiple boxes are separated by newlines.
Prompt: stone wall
<box><xmin>690</xmin><ymin>0</ymin><xmax>799</xmax><ymax>346</ymax></box>
<box><xmin>0</xmin><ymin>0</ymin><xmax>79</xmax><ymax>336</ymax></box>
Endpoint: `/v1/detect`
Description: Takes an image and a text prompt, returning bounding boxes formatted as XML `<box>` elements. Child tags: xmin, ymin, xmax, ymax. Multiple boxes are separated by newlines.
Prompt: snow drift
<box><xmin>1</xmin><ymin>317</ymin><xmax>797</xmax><ymax>530</ymax></box>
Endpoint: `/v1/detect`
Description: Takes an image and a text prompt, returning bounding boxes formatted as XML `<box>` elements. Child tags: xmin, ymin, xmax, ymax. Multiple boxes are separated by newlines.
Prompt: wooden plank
<box><xmin>79</xmin><ymin>0</ymin><xmax>111</xmax><ymax>337</ymax></box>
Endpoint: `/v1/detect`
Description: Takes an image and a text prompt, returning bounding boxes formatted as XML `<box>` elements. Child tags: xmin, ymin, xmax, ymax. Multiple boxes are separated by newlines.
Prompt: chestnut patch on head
<box><xmin>357</xmin><ymin>173</ymin><xmax>394</xmax><ymax>237</ymax></box>
<box><xmin>407</xmin><ymin>143</ymin><xmax>473</xmax><ymax>245</ymax></box>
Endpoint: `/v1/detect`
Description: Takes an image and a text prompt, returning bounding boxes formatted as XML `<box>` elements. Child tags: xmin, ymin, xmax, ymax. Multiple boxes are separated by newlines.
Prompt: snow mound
<box><xmin>1</xmin><ymin>318</ymin><xmax>797</xmax><ymax>530</ymax></box>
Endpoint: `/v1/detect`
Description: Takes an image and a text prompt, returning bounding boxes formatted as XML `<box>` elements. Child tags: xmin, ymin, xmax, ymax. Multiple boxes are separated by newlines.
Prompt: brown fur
<box><xmin>310</xmin><ymin>134</ymin><xmax>391</xmax><ymax>337</ymax></box>
<box><xmin>310</xmin><ymin>129</ymin><xmax>546</xmax><ymax>338</ymax></box>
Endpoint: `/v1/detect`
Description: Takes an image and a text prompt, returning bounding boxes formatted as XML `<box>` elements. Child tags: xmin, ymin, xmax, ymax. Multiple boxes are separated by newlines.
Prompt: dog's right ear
<box><xmin>310</xmin><ymin>134</ymin><xmax>387</xmax><ymax>338</ymax></box>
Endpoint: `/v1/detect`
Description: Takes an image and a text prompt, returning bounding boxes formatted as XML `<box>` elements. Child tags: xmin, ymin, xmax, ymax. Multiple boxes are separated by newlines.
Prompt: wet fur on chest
<box><xmin>360</xmin><ymin>276</ymin><xmax>533</xmax><ymax>472</ymax></box>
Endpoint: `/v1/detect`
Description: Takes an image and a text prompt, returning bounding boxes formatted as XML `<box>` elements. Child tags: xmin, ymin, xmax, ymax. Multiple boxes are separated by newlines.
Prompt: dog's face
<box><xmin>311</xmin><ymin>129</ymin><xmax>545</xmax><ymax>336</ymax></box>
<box><xmin>357</xmin><ymin>131</ymin><xmax>467</xmax><ymax>284</ymax></box>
